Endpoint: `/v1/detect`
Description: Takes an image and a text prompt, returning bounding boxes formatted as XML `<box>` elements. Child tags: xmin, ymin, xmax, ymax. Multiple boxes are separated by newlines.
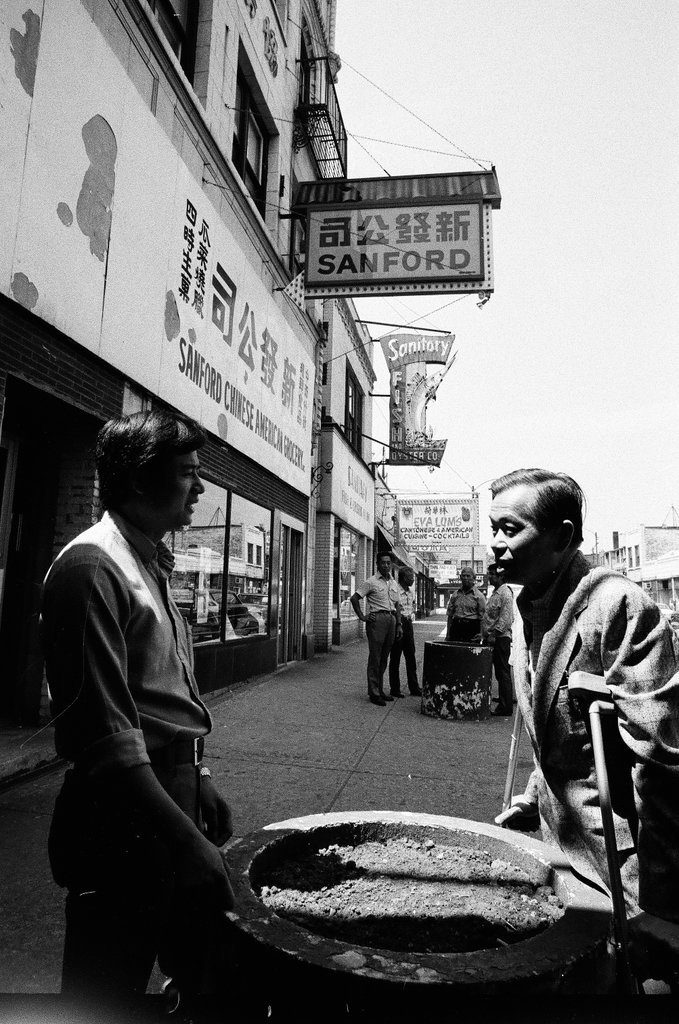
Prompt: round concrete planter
<box><xmin>224</xmin><ymin>811</ymin><xmax>614</xmax><ymax>1014</ymax></box>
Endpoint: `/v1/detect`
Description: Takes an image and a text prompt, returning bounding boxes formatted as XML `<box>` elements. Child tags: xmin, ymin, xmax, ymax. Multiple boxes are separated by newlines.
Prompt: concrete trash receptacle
<box><xmin>222</xmin><ymin>811</ymin><xmax>615</xmax><ymax>1018</ymax></box>
<box><xmin>421</xmin><ymin>640</ymin><xmax>493</xmax><ymax>720</ymax></box>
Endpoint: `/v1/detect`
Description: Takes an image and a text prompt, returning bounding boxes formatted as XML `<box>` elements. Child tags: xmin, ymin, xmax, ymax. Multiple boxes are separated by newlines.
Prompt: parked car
<box><xmin>226</xmin><ymin>590</ymin><xmax>259</xmax><ymax>635</ymax></box>
<box><xmin>655</xmin><ymin>602</ymin><xmax>674</xmax><ymax>620</ymax></box>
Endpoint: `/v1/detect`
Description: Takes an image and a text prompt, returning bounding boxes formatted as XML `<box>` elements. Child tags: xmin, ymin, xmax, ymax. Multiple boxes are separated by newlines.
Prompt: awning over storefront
<box><xmin>293</xmin><ymin>170</ymin><xmax>501</xmax><ymax>210</ymax></box>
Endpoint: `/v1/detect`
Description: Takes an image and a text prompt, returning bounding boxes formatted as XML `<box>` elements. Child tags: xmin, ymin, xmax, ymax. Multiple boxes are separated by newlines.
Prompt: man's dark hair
<box><xmin>96</xmin><ymin>410</ymin><xmax>206</xmax><ymax>510</ymax></box>
<box><xmin>398</xmin><ymin>565</ymin><xmax>413</xmax><ymax>584</ymax></box>
<box><xmin>490</xmin><ymin>468</ymin><xmax>585</xmax><ymax>546</ymax></box>
<box><xmin>377</xmin><ymin>551</ymin><xmax>393</xmax><ymax>562</ymax></box>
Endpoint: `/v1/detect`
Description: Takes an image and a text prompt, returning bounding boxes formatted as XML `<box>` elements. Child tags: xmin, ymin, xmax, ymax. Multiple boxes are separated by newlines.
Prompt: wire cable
<box><xmin>340</xmin><ymin>58</ymin><xmax>491</xmax><ymax>172</ymax></box>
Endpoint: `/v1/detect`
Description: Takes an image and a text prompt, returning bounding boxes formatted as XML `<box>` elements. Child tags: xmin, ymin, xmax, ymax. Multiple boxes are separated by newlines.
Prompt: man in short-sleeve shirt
<box><xmin>446</xmin><ymin>567</ymin><xmax>486</xmax><ymax>641</ymax></box>
<box><xmin>389</xmin><ymin>566</ymin><xmax>421</xmax><ymax>697</ymax></box>
<box><xmin>41</xmin><ymin>411</ymin><xmax>234</xmax><ymax>1012</ymax></box>
<box><xmin>351</xmin><ymin>552</ymin><xmax>402</xmax><ymax>706</ymax></box>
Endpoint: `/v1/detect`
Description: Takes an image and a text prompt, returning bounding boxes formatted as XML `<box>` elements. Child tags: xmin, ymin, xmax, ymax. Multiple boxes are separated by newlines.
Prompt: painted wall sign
<box><xmin>304</xmin><ymin>199</ymin><xmax>494</xmax><ymax>298</ymax></box>
<box><xmin>319</xmin><ymin>430</ymin><xmax>374</xmax><ymax>537</ymax></box>
<box><xmin>398</xmin><ymin>496</ymin><xmax>480</xmax><ymax>549</ymax></box>
<box><xmin>0</xmin><ymin>0</ymin><xmax>314</xmax><ymax>495</ymax></box>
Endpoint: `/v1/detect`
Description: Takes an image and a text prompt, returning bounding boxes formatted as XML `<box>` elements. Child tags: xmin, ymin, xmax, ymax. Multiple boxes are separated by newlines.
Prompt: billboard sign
<box><xmin>398</xmin><ymin>496</ymin><xmax>479</xmax><ymax>549</ymax></box>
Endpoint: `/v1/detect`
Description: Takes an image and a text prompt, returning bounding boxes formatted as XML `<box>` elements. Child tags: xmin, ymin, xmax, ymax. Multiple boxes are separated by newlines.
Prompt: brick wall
<box><xmin>313</xmin><ymin>511</ymin><xmax>334</xmax><ymax>651</ymax></box>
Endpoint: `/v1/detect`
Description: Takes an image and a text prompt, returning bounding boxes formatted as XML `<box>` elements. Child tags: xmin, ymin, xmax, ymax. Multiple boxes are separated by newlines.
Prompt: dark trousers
<box><xmin>446</xmin><ymin>617</ymin><xmax>480</xmax><ymax>642</ymax></box>
<box><xmin>492</xmin><ymin>635</ymin><xmax>514</xmax><ymax>712</ymax></box>
<box><xmin>389</xmin><ymin>617</ymin><xmax>419</xmax><ymax>694</ymax></box>
<box><xmin>51</xmin><ymin>763</ymin><xmax>226</xmax><ymax>1008</ymax></box>
<box><xmin>365</xmin><ymin>612</ymin><xmax>396</xmax><ymax>698</ymax></box>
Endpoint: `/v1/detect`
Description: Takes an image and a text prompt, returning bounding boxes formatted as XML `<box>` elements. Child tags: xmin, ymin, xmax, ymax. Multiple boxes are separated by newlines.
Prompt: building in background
<box><xmin>0</xmin><ymin>0</ymin><xmax>349</xmax><ymax>727</ymax></box>
<box><xmin>598</xmin><ymin>526</ymin><xmax>679</xmax><ymax>609</ymax></box>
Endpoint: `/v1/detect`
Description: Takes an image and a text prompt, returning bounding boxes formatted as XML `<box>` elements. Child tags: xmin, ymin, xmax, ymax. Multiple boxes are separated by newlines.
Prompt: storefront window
<box><xmin>166</xmin><ymin>483</ymin><xmax>271</xmax><ymax>642</ymax></box>
<box><xmin>167</xmin><ymin>478</ymin><xmax>227</xmax><ymax>644</ymax></box>
<box><xmin>337</xmin><ymin>526</ymin><xmax>358</xmax><ymax>618</ymax></box>
<box><xmin>227</xmin><ymin>494</ymin><xmax>271</xmax><ymax>637</ymax></box>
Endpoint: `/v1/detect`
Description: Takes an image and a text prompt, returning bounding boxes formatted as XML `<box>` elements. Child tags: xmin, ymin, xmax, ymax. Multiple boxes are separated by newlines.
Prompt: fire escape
<box><xmin>294</xmin><ymin>55</ymin><xmax>347</xmax><ymax>179</ymax></box>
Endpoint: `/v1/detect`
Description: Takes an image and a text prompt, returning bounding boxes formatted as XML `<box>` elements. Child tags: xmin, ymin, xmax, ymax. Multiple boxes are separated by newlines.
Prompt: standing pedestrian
<box><xmin>481</xmin><ymin>563</ymin><xmax>515</xmax><ymax>716</ymax></box>
<box><xmin>446</xmin><ymin>566</ymin><xmax>486</xmax><ymax>641</ymax></box>
<box><xmin>351</xmin><ymin>552</ymin><xmax>402</xmax><ymax>706</ymax></box>
<box><xmin>41</xmin><ymin>410</ymin><xmax>234</xmax><ymax>1015</ymax></box>
<box><xmin>389</xmin><ymin>566</ymin><xmax>422</xmax><ymax>698</ymax></box>
<box><xmin>490</xmin><ymin>468</ymin><xmax>679</xmax><ymax>983</ymax></box>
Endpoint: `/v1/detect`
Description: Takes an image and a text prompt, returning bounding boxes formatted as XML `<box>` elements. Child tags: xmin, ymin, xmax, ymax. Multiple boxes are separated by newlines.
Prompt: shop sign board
<box><xmin>0</xmin><ymin>0</ymin><xmax>315</xmax><ymax>496</ymax></box>
<box><xmin>382</xmin><ymin>333</ymin><xmax>453</xmax><ymax>467</ymax></box>
<box><xmin>302</xmin><ymin>192</ymin><xmax>495</xmax><ymax>298</ymax></box>
<box><xmin>319</xmin><ymin>430</ymin><xmax>374</xmax><ymax>538</ymax></box>
<box><xmin>398</xmin><ymin>495</ymin><xmax>479</xmax><ymax>549</ymax></box>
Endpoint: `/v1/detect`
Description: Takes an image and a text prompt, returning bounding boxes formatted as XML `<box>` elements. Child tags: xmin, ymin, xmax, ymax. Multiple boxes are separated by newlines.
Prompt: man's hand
<box><xmin>175</xmin><ymin>829</ymin><xmax>235</xmax><ymax>911</ymax></box>
<box><xmin>200</xmin><ymin>775</ymin><xmax>233</xmax><ymax>846</ymax></box>
<box><xmin>494</xmin><ymin>796</ymin><xmax>540</xmax><ymax>833</ymax></box>
<box><xmin>629</xmin><ymin>912</ymin><xmax>679</xmax><ymax>986</ymax></box>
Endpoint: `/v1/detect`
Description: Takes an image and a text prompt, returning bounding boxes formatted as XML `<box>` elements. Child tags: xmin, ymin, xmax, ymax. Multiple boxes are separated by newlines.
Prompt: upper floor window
<box><xmin>344</xmin><ymin>366</ymin><xmax>363</xmax><ymax>456</ymax></box>
<box><xmin>232</xmin><ymin>71</ymin><xmax>269</xmax><ymax>216</ymax></box>
<box><xmin>149</xmin><ymin>0</ymin><xmax>197</xmax><ymax>81</ymax></box>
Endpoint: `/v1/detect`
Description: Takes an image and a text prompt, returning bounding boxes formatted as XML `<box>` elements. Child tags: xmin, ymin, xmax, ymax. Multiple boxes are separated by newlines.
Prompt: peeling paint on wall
<box><xmin>9</xmin><ymin>9</ymin><xmax>41</xmax><ymax>97</ymax></box>
<box><xmin>10</xmin><ymin>271</ymin><xmax>39</xmax><ymax>309</ymax></box>
<box><xmin>57</xmin><ymin>202</ymin><xmax>73</xmax><ymax>227</ymax></box>
<box><xmin>76</xmin><ymin>115</ymin><xmax>117</xmax><ymax>263</ymax></box>
<box><xmin>164</xmin><ymin>290</ymin><xmax>180</xmax><ymax>341</ymax></box>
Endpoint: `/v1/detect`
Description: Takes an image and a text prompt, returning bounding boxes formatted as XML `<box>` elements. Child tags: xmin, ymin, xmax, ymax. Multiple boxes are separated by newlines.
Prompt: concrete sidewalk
<box><xmin>0</xmin><ymin>615</ymin><xmax>533</xmax><ymax>994</ymax></box>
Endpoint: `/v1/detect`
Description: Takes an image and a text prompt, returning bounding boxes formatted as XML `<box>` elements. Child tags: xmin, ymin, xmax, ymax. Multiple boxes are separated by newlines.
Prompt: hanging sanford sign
<box><xmin>294</xmin><ymin>171</ymin><xmax>500</xmax><ymax>299</ymax></box>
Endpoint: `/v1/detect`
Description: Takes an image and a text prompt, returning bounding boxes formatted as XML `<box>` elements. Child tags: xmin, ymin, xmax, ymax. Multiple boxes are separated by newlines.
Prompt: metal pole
<box><xmin>589</xmin><ymin>701</ymin><xmax>639</xmax><ymax>994</ymax></box>
<box><xmin>502</xmin><ymin>705</ymin><xmax>524</xmax><ymax>813</ymax></box>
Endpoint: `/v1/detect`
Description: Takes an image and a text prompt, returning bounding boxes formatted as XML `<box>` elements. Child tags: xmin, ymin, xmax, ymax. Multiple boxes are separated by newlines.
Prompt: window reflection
<box><xmin>338</xmin><ymin>526</ymin><xmax>358</xmax><ymax>618</ymax></box>
<box><xmin>167</xmin><ymin>479</ymin><xmax>226</xmax><ymax>643</ymax></box>
<box><xmin>227</xmin><ymin>494</ymin><xmax>271</xmax><ymax>636</ymax></box>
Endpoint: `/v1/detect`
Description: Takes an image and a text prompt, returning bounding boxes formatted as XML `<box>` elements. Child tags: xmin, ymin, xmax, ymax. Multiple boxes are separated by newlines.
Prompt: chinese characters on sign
<box><xmin>171</xmin><ymin>188</ymin><xmax>313</xmax><ymax>490</ymax></box>
<box><xmin>306</xmin><ymin>202</ymin><xmax>484</xmax><ymax>294</ymax></box>
<box><xmin>179</xmin><ymin>200</ymin><xmax>211</xmax><ymax>318</ymax></box>
<box><xmin>398</xmin><ymin>496</ymin><xmax>479</xmax><ymax>549</ymax></box>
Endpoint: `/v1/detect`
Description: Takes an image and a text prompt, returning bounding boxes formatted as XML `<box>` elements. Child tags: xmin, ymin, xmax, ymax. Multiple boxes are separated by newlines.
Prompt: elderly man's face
<box><xmin>489</xmin><ymin>484</ymin><xmax>565</xmax><ymax>588</ymax></box>
<box><xmin>460</xmin><ymin>568</ymin><xmax>475</xmax><ymax>590</ymax></box>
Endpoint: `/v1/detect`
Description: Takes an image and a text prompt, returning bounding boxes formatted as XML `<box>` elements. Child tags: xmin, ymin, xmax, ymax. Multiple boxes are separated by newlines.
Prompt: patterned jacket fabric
<box><xmin>515</xmin><ymin>551</ymin><xmax>679</xmax><ymax>919</ymax></box>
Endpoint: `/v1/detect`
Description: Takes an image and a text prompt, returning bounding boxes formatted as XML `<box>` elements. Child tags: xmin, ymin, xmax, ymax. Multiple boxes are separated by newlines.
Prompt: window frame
<box><xmin>232</xmin><ymin>70</ymin><xmax>270</xmax><ymax>216</ymax></box>
<box><xmin>344</xmin><ymin>364</ymin><xmax>363</xmax><ymax>457</ymax></box>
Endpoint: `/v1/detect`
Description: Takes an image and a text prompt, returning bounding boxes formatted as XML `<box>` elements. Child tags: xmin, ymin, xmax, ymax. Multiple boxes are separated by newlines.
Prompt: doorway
<box><xmin>278</xmin><ymin>521</ymin><xmax>304</xmax><ymax>665</ymax></box>
<box><xmin>0</xmin><ymin>379</ymin><xmax>100</xmax><ymax>725</ymax></box>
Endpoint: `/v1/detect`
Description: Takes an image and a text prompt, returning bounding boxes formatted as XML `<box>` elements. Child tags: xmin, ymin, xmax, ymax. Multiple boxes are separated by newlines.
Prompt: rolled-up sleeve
<box><xmin>41</xmin><ymin>547</ymin><xmax>151</xmax><ymax>775</ymax></box>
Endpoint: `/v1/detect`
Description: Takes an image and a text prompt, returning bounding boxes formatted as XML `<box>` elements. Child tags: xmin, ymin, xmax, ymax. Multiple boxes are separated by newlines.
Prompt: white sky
<box><xmin>334</xmin><ymin>0</ymin><xmax>679</xmax><ymax>552</ymax></box>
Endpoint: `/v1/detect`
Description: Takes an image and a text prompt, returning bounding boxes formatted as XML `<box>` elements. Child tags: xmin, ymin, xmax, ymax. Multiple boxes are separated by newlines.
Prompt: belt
<box><xmin>372</xmin><ymin>609</ymin><xmax>394</xmax><ymax>615</ymax></box>
<box><xmin>148</xmin><ymin>736</ymin><xmax>204</xmax><ymax>769</ymax></box>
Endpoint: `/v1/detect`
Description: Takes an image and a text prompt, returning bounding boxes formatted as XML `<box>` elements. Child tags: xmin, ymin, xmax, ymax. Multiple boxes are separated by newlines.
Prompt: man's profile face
<box><xmin>489</xmin><ymin>483</ymin><xmax>564</xmax><ymax>588</ymax></box>
<box><xmin>145</xmin><ymin>450</ymin><xmax>205</xmax><ymax>534</ymax></box>
<box><xmin>377</xmin><ymin>555</ymin><xmax>392</xmax><ymax>577</ymax></box>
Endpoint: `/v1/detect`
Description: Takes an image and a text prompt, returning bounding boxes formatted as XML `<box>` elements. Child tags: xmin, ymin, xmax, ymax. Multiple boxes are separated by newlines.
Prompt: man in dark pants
<box><xmin>446</xmin><ymin>566</ymin><xmax>486</xmax><ymax>641</ymax></box>
<box><xmin>351</xmin><ymin>552</ymin><xmax>402</xmax><ymax>706</ymax></box>
<box><xmin>41</xmin><ymin>410</ymin><xmax>234</xmax><ymax>1015</ymax></box>
<box><xmin>389</xmin><ymin>566</ymin><xmax>422</xmax><ymax>697</ymax></box>
<box><xmin>481</xmin><ymin>563</ymin><xmax>515</xmax><ymax>715</ymax></box>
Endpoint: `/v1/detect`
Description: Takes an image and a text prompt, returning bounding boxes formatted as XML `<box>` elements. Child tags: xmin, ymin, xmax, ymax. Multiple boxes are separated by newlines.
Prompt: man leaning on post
<box><xmin>351</xmin><ymin>552</ymin><xmax>402</xmax><ymax>706</ymax></box>
<box><xmin>41</xmin><ymin>410</ymin><xmax>234</xmax><ymax>1015</ymax></box>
